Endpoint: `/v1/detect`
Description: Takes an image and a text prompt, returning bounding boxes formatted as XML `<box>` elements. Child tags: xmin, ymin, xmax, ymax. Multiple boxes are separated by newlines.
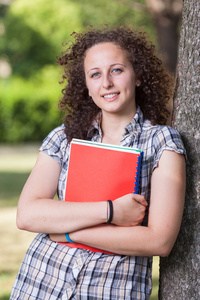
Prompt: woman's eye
<box><xmin>91</xmin><ymin>72</ymin><xmax>101</xmax><ymax>78</ymax></box>
<box><xmin>112</xmin><ymin>68</ymin><xmax>122</xmax><ymax>74</ymax></box>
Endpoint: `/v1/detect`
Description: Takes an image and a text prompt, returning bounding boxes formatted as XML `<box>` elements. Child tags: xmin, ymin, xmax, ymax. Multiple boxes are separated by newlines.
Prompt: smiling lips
<box><xmin>102</xmin><ymin>92</ymin><xmax>120</xmax><ymax>101</ymax></box>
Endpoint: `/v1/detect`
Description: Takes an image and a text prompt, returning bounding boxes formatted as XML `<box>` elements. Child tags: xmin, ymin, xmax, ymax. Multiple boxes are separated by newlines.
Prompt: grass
<box><xmin>0</xmin><ymin>172</ymin><xmax>31</xmax><ymax>207</ymax></box>
<box><xmin>0</xmin><ymin>144</ymin><xmax>159</xmax><ymax>299</ymax></box>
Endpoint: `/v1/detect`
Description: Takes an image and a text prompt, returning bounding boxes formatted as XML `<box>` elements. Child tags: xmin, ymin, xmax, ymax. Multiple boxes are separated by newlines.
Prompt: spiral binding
<box><xmin>133</xmin><ymin>152</ymin><xmax>143</xmax><ymax>194</ymax></box>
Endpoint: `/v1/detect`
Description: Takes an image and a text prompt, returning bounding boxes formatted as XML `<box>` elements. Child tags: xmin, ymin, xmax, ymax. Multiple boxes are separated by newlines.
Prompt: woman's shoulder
<box><xmin>148</xmin><ymin>123</ymin><xmax>186</xmax><ymax>155</ymax></box>
<box><xmin>41</xmin><ymin>124</ymin><xmax>67</xmax><ymax>146</ymax></box>
<box><xmin>39</xmin><ymin>124</ymin><xmax>69</xmax><ymax>166</ymax></box>
<box><xmin>151</xmin><ymin>124</ymin><xmax>184</xmax><ymax>147</ymax></box>
<box><xmin>142</xmin><ymin>123</ymin><xmax>186</xmax><ymax>171</ymax></box>
<box><xmin>45</xmin><ymin>124</ymin><xmax>66</xmax><ymax>139</ymax></box>
<box><xmin>142</xmin><ymin>121</ymin><xmax>186</xmax><ymax>154</ymax></box>
<box><xmin>143</xmin><ymin>122</ymin><xmax>184</xmax><ymax>144</ymax></box>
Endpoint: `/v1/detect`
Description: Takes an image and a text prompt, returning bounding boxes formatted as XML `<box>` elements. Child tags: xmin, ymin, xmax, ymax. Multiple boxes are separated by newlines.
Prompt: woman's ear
<box><xmin>86</xmin><ymin>86</ymin><xmax>91</xmax><ymax>97</ymax></box>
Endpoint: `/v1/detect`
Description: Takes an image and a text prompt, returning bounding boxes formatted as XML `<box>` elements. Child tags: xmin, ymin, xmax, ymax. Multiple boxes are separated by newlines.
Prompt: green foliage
<box><xmin>0</xmin><ymin>14</ymin><xmax>56</xmax><ymax>77</ymax></box>
<box><xmin>0</xmin><ymin>0</ymin><xmax>82</xmax><ymax>78</ymax></box>
<box><xmin>8</xmin><ymin>0</ymin><xmax>83</xmax><ymax>50</ymax></box>
<box><xmin>0</xmin><ymin>293</ymin><xmax>10</xmax><ymax>300</ymax></box>
<box><xmin>0</xmin><ymin>66</ymin><xmax>62</xmax><ymax>142</ymax></box>
<box><xmin>73</xmin><ymin>0</ymin><xmax>155</xmax><ymax>40</ymax></box>
<box><xmin>0</xmin><ymin>0</ymin><xmax>84</xmax><ymax>143</ymax></box>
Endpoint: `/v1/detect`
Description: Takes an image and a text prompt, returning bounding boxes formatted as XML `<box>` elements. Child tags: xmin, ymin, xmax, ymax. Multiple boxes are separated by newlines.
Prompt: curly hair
<box><xmin>58</xmin><ymin>25</ymin><xmax>172</xmax><ymax>142</ymax></box>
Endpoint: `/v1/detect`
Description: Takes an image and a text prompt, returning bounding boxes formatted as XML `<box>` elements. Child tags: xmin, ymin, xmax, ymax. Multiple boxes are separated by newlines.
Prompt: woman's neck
<box><xmin>101</xmin><ymin>112</ymin><xmax>136</xmax><ymax>145</ymax></box>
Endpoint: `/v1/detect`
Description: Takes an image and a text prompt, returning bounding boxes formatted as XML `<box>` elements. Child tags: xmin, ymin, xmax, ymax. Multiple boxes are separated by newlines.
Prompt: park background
<box><xmin>0</xmin><ymin>1</ymin><xmax>183</xmax><ymax>299</ymax></box>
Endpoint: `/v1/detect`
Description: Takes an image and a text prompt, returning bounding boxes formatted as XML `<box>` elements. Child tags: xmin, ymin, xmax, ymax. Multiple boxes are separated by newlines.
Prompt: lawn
<box><xmin>0</xmin><ymin>144</ymin><xmax>159</xmax><ymax>299</ymax></box>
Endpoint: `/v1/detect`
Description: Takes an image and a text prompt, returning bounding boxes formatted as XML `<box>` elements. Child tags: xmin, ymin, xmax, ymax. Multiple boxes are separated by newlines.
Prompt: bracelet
<box><xmin>106</xmin><ymin>200</ymin><xmax>113</xmax><ymax>224</ymax></box>
<box><xmin>65</xmin><ymin>233</ymin><xmax>75</xmax><ymax>243</ymax></box>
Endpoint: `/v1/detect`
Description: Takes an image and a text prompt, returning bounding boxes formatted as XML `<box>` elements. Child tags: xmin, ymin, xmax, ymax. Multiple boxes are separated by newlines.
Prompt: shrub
<box><xmin>0</xmin><ymin>66</ymin><xmax>63</xmax><ymax>143</ymax></box>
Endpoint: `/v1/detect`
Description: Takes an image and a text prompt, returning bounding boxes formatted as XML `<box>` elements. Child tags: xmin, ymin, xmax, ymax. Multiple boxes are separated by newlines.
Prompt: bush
<box><xmin>0</xmin><ymin>66</ymin><xmax>63</xmax><ymax>143</ymax></box>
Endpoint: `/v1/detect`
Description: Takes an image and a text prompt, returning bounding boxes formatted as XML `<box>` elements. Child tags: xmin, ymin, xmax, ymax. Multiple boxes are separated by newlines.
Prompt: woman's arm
<box><xmin>17</xmin><ymin>152</ymin><xmax>147</xmax><ymax>234</ymax></box>
<box><xmin>60</xmin><ymin>150</ymin><xmax>186</xmax><ymax>257</ymax></box>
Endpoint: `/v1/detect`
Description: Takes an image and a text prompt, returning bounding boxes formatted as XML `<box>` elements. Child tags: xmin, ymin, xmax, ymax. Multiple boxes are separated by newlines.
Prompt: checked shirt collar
<box><xmin>87</xmin><ymin>107</ymin><xmax>145</xmax><ymax>146</ymax></box>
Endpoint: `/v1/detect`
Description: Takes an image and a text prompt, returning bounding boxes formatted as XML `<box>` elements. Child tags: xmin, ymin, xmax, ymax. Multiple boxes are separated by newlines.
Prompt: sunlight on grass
<box><xmin>0</xmin><ymin>144</ymin><xmax>39</xmax><ymax>207</ymax></box>
<box><xmin>0</xmin><ymin>144</ymin><xmax>39</xmax><ymax>173</ymax></box>
<box><xmin>0</xmin><ymin>145</ymin><xmax>159</xmax><ymax>299</ymax></box>
<box><xmin>151</xmin><ymin>256</ymin><xmax>159</xmax><ymax>299</ymax></box>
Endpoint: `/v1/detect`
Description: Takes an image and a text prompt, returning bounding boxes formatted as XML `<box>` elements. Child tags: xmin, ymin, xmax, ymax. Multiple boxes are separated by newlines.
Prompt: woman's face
<box><xmin>84</xmin><ymin>42</ymin><xmax>138</xmax><ymax>118</ymax></box>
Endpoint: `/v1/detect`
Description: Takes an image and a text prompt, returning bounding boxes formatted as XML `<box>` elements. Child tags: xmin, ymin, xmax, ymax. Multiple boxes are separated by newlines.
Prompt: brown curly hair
<box><xmin>58</xmin><ymin>25</ymin><xmax>172</xmax><ymax>142</ymax></box>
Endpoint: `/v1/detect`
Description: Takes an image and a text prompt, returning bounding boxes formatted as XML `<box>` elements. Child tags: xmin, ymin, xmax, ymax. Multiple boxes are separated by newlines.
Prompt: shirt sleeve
<box><xmin>153</xmin><ymin>126</ymin><xmax>186</xmax><ymax>170</ymax></box>
<box><xmin>39</xmin><ymin>124</ymin><xmax>67</xmax><ymax>167</ymax></box>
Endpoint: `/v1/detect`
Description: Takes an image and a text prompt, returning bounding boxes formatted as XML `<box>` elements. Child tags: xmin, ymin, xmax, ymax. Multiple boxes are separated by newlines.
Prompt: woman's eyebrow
<box><xmin>87</xmin><ymin>67</ymin><xmax>100</xmax><ymax>74</ymax></box>
<box><xmin>87</xmin><ymin>63</ymin><xmax>126</xmax><ymax>74</ymax></box>
<box><xmin>110</xmin><ymin>63</ymin><xmax>125</xmax><ymax>67</ymax></box>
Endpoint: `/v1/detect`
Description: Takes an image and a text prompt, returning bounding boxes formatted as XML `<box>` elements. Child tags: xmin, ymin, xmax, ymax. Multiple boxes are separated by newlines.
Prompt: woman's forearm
<box><xmin>17</xmin><ymin>195</ymin><xmax>146</xmax><ymax>234</ymax></box>
<box><xmin>17</xmin><ymin>199</ymin><xmax>107</xmax><ymax>234</ymax></box>
<box><xmin>69</xmin><ymin>224</ymin><xmax>174</xmax><ymax>257</ymax></box>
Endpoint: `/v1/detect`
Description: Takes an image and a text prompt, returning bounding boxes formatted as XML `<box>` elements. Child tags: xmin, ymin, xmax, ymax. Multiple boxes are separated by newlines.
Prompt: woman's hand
<box><xmin>112</xmin><ymin>193</ymin><xmax>147</xmax><ymax>226</ymax></box>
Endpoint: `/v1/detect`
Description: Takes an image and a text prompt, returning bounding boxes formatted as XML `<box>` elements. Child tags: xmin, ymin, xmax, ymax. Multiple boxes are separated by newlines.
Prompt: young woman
<box><xmin>10</xmin><ymin>26</ymin><xmax>186</xmax><ymax>299</ymax></box>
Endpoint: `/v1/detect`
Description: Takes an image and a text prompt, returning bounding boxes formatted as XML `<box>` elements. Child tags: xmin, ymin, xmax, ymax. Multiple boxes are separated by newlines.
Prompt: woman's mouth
<box><xmin>102</xmin><ymin>93</ymin><xmax>120</xmax><ymax>101</ymax></box>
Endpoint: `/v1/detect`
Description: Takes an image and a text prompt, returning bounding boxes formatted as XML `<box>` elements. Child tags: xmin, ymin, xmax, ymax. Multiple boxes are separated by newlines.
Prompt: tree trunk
<box><xmin>145</xmin><ymin>0</ymin><xmax>183</xmax><ymax>73</ymax></box>
<box><xmin>159</xmin><ymin>0</ymin><xmax>200</xmax><ymax>299</ymax></box>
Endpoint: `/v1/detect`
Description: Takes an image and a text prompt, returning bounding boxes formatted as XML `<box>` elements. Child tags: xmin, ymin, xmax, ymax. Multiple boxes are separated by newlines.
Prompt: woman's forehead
<box><xmin>84</xmin><ymin>42</ymin><xmax>129</xmax><ymax>66</ymax></box>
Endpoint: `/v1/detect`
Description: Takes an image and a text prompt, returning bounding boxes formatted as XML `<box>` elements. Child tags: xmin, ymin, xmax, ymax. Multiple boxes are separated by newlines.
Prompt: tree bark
<box><xmin>159</xmin><ymin>0</ymin><xmax>200</xmax><ymax>299</ymax></box>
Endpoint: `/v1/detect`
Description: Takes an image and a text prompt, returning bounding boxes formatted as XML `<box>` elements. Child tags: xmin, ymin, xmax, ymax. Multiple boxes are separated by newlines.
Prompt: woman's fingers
<box><xmin>112</xmin><ymin>193</ymin><xmax>147</xmax><ymax>226</ymax></box>
<box><xmin>133</xmin><ymin>194</ymin><xmax>148</xmax><ymax>207</ymax></box>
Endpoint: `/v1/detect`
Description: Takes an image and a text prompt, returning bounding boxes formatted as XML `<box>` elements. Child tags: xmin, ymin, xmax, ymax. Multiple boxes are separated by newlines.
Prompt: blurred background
<box><xmin>0</xmin><ymin>0</ymin><xmax>183</xmax><ymax>299</ymax></box>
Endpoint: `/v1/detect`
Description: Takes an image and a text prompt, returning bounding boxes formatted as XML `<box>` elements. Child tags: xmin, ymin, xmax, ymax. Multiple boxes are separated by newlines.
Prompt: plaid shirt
<box><xmin>10</xmin><ymin>107</ymin><xmax>186</xmax><ymax>300</ymax></box>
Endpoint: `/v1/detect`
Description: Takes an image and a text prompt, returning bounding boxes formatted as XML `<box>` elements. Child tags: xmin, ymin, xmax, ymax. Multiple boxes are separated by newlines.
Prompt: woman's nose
<box><xmin>102</xmin><ymin>74</ymin><xmax>114</xmax><ymax>89</ymax></box>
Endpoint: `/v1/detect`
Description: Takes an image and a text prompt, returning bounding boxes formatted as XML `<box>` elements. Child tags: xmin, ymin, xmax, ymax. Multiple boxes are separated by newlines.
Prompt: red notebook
<box><xmin>60</xmin><ymin>139</ymin><xmax>143</xmax><ymax>253</ymax></box>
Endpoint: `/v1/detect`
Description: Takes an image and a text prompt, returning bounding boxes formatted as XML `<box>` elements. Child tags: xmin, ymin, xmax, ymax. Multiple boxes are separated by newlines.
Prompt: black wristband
<box><xmin>106</xmin><ymin>200</ymin><xmax>113</xmax><ymax>224</ymax></box>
